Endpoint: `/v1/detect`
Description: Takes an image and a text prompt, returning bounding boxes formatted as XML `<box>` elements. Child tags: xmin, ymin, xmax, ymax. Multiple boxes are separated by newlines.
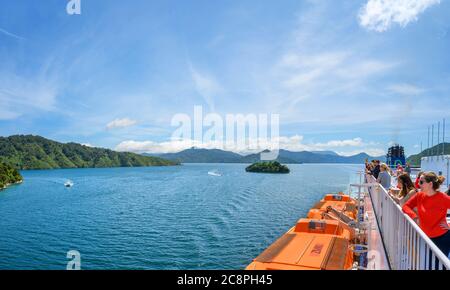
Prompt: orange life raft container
<box><xmin>307</xmin><ymin>194</ymin><xmax>357</xmax><ymax>221</ymax></box>
<box><xmin>246</xmin><ymin>219</ymin><xmax>354</xmax><ymax>270</ymax></box>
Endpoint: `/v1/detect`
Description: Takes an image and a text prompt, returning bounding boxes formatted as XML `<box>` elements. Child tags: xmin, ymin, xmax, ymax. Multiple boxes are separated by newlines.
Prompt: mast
<box><xmin>438</xmin><ymin>121</ymin><xmax>440</xmax><ymax>156</ymax></box>
<box><xmin>432</xmin><ymin>124</ymin><xmax>434</xmax><ymax>157</ymax></box>
<box><xmin>443</xmin><ymin>118</ymin><xmax>446</xmax><ymax>156</ymax></box>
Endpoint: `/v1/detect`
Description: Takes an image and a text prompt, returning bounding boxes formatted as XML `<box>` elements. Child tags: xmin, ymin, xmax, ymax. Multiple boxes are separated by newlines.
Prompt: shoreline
<box><xmin>17</xmin><ymin>164</ymin><xmax>181</xmax><ymax>172</ymax></box>
<box><xmin>0</xmin><ymin>180</ymin><xmax>23</xmax><ymax>191</ymax></box>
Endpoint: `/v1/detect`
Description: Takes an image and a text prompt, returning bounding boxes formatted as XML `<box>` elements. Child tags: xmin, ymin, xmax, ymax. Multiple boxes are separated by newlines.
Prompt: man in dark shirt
<box><xmin>372</xmin><ymin>160</ymin><xmax>381</xmax><ymax>179</ymax></box>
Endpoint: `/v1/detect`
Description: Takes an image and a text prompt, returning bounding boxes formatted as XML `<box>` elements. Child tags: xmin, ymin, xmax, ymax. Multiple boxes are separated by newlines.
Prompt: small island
<box><xmin>245</xmin><ymin>161</ymin><xmax>290</xmax><ymax>174</ymax></box>
<box><xmin>0</xmin><ymin>162</ymin><xmax>23</xmax><ymax>190</ymax></box>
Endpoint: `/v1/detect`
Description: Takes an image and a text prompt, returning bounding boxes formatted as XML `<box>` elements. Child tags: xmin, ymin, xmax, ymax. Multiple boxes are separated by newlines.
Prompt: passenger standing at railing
<box><xmin>396</xmin><ymin>164</ymin><xmax>404</xmax><ymax>177</ymax></box>
<box><xmin>377</xmin><ymin>163</ymin><xmax>391</xmax><ymax>190</ymax></box>
<box><xmin>390</xmin><ymin>173</ymin><xmax>417</xmax><ymax>206</ymax></box>
<box><xmin>405</xmin><ymin>162</ymin><xmax>412</xmax><ymax>176</ymax></box>
<box><xmin>365</xmin><ymin>160</ymin><xmax>372</xmax><ymax>174</ymax></box>
<box><xmin>371</xmin><ymin>160</ymin><xmax>381</xmax><ymax>179</ymax></box>
<box><xmin>402</xmin><ymin>172</ymin><xmax>450</xmax><ymax>257</ymax></box>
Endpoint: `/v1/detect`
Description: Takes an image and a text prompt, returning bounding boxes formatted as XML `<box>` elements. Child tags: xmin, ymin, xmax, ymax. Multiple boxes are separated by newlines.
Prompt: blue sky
<box><xmin>1</xmin><ymin>0</ymin><xmax>449</xmax><ymax>156</ymax></box>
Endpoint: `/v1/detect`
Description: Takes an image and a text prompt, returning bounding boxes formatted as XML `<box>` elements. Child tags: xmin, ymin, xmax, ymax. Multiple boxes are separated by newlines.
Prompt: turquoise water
<box><xmin>0</xmin><ymin>163</ymin><xmax>361</xmax><ymax>270</ymax></box>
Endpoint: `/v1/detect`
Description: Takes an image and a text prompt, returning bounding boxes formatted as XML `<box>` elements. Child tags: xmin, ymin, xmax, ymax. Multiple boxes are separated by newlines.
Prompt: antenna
<box><xmin>444</xmin><ymin>118</ymin><xmax>446</xmax><ymax>156</ymax></box>
<box><xmin>432</xmin><ymin>124</ymin><xmax>434</xmax><ymax>156</ymax></box>
<box><xmin>438</xmin><ymin>121</ymin><xmax>441</xmax><ymax>157</ymax></box>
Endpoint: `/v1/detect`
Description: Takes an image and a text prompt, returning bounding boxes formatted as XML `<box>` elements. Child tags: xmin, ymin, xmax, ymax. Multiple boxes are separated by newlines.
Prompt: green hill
<box><xmin>0</xmin><ymin>162</ymin><xmax>23</xmax><ymax>189</ymax></box>
<box><xmin>407</xmin><ymin>142</ymin><xmax>450</xmax><ymax>166</ymax></box>
<box><xmin>0</xmin><ymin>135</ymin><xmax>179</xmax><ymax>170</ymax></box>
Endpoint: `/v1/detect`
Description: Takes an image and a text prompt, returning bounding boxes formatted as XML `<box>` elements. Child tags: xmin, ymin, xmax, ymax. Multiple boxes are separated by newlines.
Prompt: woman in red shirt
<box><xmin>402</xmin><ymin>172</ymin><xmax>450</xmax><ymax>257</ymax></box>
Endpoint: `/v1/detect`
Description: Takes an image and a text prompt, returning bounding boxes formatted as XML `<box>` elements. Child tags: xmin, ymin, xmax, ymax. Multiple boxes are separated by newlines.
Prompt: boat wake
<box><xmin>208</xmin><ymin>171</ymin><xmax>222</xmax><ymax>177</ymax></box>
<box><xmin>64</xmin><ymin>180</ymin><xmax>74</xmax><ymax>187</ymax></box>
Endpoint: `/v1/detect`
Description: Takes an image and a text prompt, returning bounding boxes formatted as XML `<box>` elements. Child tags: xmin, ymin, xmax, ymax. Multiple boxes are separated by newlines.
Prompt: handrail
<box><xmin>365</xmin><ymin>174</ymin><xmax>450</xmax><ymax>270</ymax></box>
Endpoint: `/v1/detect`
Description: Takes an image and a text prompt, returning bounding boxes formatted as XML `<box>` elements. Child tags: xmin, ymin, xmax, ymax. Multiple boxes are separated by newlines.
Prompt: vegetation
<box><xmin>0</xmin><ymin>162</ymin><xmax>23</xmax><ymax>189</ymax></box>
<box><xmin>407</xmin><ymin>142</ymin><xmax>450</xmax><ymax>166</ymax></box>
<box><xmin>245</xmin><ymin>161</ymin><xmax>290</xmax><ymax>174</ymax></box>
<box><xmin>0</xmin><ymin>135</ymin><xmax>179</xmax><ymax>170</ymax></box>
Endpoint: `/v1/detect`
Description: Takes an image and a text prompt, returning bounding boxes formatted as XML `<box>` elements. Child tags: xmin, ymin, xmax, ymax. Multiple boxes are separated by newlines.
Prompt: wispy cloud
<box><xmin>189</xmin><ymin>64</ymin><xmax>222</xmax><ymax>112</ymax></box>
<box><xmin>106</xmin><ymin>118</ymin><xmax>137</xmax><ymax>130</ymax></box>
<box><xmin>264</xmin><ymin>2</ymin><xmax>399</xmax><ymax>125</ymax></box>
<box><xmin>388</xmin><ymin>83</ymin><xmax>425</xmax><ymax>95</ymax></box>
<box><xmin>359</xmin><ymin>0</ymin><xmax>441</xmax><ymax>32</ymax></box>
<box><xmin>0</xmin><ymin>28</ymin><xmax>25</xmax><ymax>41</ymax></box>
<box><xmin>0</xmin><ymin>73</ymin><xmax>59</xmax><ymax>120</ymax></box>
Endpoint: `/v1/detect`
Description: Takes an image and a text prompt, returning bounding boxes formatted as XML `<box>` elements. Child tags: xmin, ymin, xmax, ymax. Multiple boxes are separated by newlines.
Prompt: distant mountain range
<box><xmin>144</xmin><ymin>148</ymin><xmax>385</xmax><ymax>164</ymax></box>
<box><xmin>0</xmin><ymin>135</ymin><xmax>179</xmax><ymax>170</ymax></box>
<box><xmin>407</xmin><ymin>142</ymin><xmax>450</xmax><ymax>166</ymax></box>
<box><xmin>147</xmin><ymin>148</ymin><xmax>243</xmax><ymax>163</ymax></box>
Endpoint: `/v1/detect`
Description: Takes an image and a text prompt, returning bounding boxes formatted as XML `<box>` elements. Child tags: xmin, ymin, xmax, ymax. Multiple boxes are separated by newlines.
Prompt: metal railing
<box><xmin>365</xmin><ymin>174</ymin><xmax>450</xmax><ymax>270</ymax></box>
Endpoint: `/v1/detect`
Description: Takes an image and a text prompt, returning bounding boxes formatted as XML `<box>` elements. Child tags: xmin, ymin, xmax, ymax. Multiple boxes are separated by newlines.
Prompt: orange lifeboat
<box><xmin>307</xmin><ymin>194</ymin><xmax>357</xmax><ymax>221</ymax></box>
<box><xmin>322</xmin><ymin>193</ymin><xmax>355</xmax><ymax>203</ymax></box>
<box><xmin>246</xmin><ymin>219</ymin><xmax>354</xmax><ymax>270</ymax></box>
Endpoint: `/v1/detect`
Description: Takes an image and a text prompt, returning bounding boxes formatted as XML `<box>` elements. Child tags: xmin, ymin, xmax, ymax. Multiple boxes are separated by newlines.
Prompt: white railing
<box><xmin>365</xmin><ymin>174</ymin><xmax>450</xmax><ymax>270</ymax></box>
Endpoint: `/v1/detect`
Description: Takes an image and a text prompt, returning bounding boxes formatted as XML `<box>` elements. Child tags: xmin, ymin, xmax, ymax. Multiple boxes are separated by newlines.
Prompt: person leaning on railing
<box><xmin>402</xmin><ymin>172</ymin><xmax>450</xmax><ymax>257</ymax></box>
<box><xmin>373</xmin><ymin>160</ymin><xmax>381</xmax><ymax>179</ymax></box>
<box><xmin>366</xmin><ymin>160</ymin><xmax>381</xmax><ymax>178</ymax></box>
<box><xmin>365</xmin><ymin>160</ymin><xmax>372</xmax><ymax>174</ymax></box>
<box><xmin>377</xmin><ymin>163</ymin><xmax>392</xmax><ymax>190</ymax></box>
<box><xmin>389</xmin><ymin>173</ymin><xmax>417</xmax><ymax>206</ymax></box>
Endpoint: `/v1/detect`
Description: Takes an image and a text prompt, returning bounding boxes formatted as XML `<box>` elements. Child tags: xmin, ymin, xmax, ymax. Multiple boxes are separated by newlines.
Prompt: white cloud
<box><xmin>116</xmin><ymin>139</ymin><xmax>202</xmax><ymax>154</ymax></box>
<box><xmin>115</xmin><ymin>136</ymin><xmax>384</xmax><ymax>156</ymax></box>
<box><xmin>336</xmin><ymin>148</ymin><xmax>386</xmax><ymax>157</ymax></box>
<box><xmin>359</xmin><ymin>0</ymin><xmax>441</xmax><ymax>32</ymax></box>
<box><xmin>315</xmin><ymin>138</ymin><xmax>364</xmax><ymax>148</ymax></box>
<box><xmin>106</xmin><ymin>118</ymin><xmax>137</xmax><ymax>130</ymax></box>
